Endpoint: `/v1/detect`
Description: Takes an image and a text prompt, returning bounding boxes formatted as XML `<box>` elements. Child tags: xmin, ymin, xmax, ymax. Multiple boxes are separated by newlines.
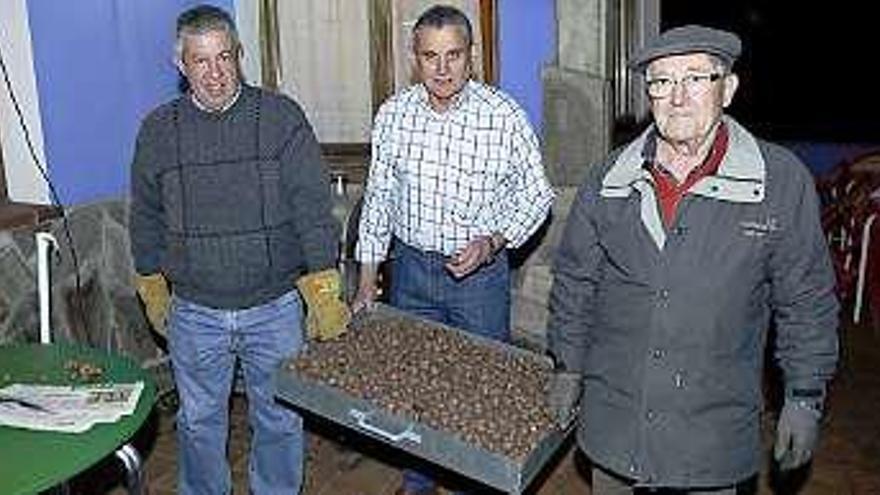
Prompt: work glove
<box><xmin>545</xmin><ymin>370</ymin><xmax>582</xmax><ymax>429</ymax></box>
<box><xmin>773</xmin><ymin>399</ymin><xmax>822</xmax><ymax>471</ymax></box>
<box><xmin>135</xmin><ymin>273</ymin><xmax>171</xmax><ymax>336</ymax></box>
<box><xmin>295</xmin><ymin>268</ymin><xmax>351</xmax><ymax>341</ymax></box>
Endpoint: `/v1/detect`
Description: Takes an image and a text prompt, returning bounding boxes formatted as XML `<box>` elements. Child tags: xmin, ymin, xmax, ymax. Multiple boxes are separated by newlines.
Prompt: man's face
<box><xmin>647</xmin><ymin>53</ymin><xmax>738</xmax><ymax>145</ymax></box>
<box><xmin>413</xmin><ymin>25</ymin><xmax>472</xmax><ymax>112</ymax></box>
<box><xmin>177</xmin><ymin>29</ymin><xmax>241</xmax><ymax>112</ymax></box>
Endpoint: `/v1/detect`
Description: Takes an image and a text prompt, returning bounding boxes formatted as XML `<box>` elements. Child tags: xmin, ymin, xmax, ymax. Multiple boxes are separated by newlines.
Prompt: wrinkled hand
<box><xmin>546</xmin><ymin>371</ymin><xmax>582</xmax><ymax>429</ymax></box>
<box><xmin>351</xmin><ymin>285</ymin><xmax>377</xmax><ymax>315</ymax></box>
<box><xmin>135</xmin><ymin>273</ymin><xmax>171</xmax><ymax>336</ymax></box>
<box><xmin>445</xmin><ymin>235</ymin><xmax>496</xmax><ymax>279</ymax></box>
<box><xmin>296</xmin><ymin>269</ymin><xmax>351</xmax><ymax>341</ymax></box>
<box><xmin>351</xmin><ymin>264</ymin><xmax>380</xmax><ymax>314</ymax></box>
<box><xmin>774</xmin><ymin>400</ymin><xmax>821</xmax><ymax>471</ymax></box>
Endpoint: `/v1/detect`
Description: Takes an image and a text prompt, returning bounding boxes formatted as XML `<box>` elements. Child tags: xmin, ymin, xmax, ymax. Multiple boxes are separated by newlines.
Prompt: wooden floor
<box><xmin>65</xmin><ymin>321</ymin><xmax>880</xmax><ymax>494</ymax></box>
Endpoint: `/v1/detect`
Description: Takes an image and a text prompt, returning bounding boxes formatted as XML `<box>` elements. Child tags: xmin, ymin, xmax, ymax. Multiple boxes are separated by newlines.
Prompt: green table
<box><xmin>0</xmin><ymin>343</ymin><xmax>156</xmax><ymax>495</ymax></box>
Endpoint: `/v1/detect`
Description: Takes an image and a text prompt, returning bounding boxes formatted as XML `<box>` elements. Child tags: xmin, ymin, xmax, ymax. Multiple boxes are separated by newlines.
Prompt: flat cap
<box><xmin>630</xmin><ymin>24</ymin><xmax>742</xmax><ymax>70</ymax></box>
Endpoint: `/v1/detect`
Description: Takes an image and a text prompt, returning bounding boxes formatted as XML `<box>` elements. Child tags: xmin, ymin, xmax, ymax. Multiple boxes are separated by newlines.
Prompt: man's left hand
<box><xmin>445</xmin><ymin>235</ymin><xmax>497</xmax><ymax>278</ymax></box>
<box><xmin>773</xmin><ymin>400</ymin><xmax>821</xmax><ymax>471</ymax></box>
<box><xmin>295</xmin><ymin>269</ymin><xmax>351</xmax><ymax>341</ymax></box>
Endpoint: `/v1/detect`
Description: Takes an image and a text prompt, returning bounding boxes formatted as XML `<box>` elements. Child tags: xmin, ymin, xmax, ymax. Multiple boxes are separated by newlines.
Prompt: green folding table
<box><xmin>0</xmin><ymin>342</ymin><xmax>156</xmax><ymax>495</ymax></box>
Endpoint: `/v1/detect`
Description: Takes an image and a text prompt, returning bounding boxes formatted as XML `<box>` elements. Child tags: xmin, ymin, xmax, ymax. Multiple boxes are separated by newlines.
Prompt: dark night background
<box><xmin>662</xmin><ymin>2</ymin><xmax>878</xmax><ymax>144</ymax></box>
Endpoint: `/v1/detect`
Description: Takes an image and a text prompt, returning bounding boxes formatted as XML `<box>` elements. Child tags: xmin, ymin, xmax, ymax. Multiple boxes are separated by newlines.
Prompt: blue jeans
<box><xmin>390</xmin><ymin>240</ymin><xmax>510</xmax><ymax>493</ymax></box>
<box><xmin>390</xmin><ymin>240</ymin><xmax>510</xmax><ymax>341</ymax></box>
<box><xmin>168</xmin><ymin>290</ymin><xmax>304</xmax><ymax>495</ymax></box>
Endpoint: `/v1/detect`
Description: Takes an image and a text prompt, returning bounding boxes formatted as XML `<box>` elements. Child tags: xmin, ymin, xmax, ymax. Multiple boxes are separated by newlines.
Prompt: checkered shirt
<box><xmin>356</xmin><ymin>80</ymin><xmax>554</xmax><ymax>263</ymax></box>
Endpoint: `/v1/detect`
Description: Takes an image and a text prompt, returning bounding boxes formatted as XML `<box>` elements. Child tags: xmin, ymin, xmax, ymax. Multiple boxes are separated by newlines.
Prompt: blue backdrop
<box><xmin>498</xmin><ymin>0</ymin><xmax>555</xmax><ymax>133</ymax></box>
<box><xmin>27</xmin><ymin>0</ymin><xmax>231</xmax><ymax>204</ymax></box>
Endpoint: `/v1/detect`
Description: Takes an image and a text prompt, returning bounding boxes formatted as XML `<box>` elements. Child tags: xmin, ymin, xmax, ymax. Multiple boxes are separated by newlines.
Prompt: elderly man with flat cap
<box><xmin>545</xmin><ymin>24</ymin><xmax>838</xmax><ymax>493</ymax></box>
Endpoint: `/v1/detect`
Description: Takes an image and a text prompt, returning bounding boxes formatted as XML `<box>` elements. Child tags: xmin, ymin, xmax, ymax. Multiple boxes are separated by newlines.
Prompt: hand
<box><xmin>351</xmin><ymin>263</ymin><xmax>380</xmax><ymax>314</ymax></box>
<box><xmin>773</xmin><ymin>400</ymin><xmax>821</xmax><ymax>471</ymax></box>
<box><xmin>445</xmin><ymin>235</ymin><xmax>497</xmax><ymax>279</ymax></box>
<box><xmin>295</xmin><ymin>269</ymin><xmax>351</xmax><ymax>341</ymax></box>
<box><xmin>351</xmin><ymin>284</ymin><xmax>378</xmax><ymax>315</ymax></box>
<box><xmin>135</xmin><ymin>273</ymin><xmax>171</xmax><ymax>336</ymax></box>
<box><xmin>545</xmin><ymin>371</ymin><xmax>582</xmax><ymax>429</ymax></box>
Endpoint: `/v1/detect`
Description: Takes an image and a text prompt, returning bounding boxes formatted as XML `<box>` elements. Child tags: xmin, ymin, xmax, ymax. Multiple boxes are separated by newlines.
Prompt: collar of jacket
<box><xmin>600</xmin><ymin>115</ymin><xmax>766</xmax><ymax>204</ymax></box>
<box><xmin>599</xmin><ymin>116</ymin><xmax>765</xmax><ymax>250</ymax></box>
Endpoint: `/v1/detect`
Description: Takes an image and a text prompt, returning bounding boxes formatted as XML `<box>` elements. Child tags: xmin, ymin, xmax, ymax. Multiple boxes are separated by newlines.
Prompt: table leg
<box><xmin>114</xmin><ymin>443</ymin><xmax>144</xmax><ymax>495</ymax></box>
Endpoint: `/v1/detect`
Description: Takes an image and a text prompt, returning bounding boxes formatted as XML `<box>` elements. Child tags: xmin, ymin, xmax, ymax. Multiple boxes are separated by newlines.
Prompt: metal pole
<box><xmin>35</xmin><ymin>231</ymin><xmax>58</xmax><ymax>344</ymax></box>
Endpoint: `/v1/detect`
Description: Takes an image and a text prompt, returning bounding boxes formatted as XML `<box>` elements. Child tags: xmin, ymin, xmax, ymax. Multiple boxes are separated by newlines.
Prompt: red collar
<box><xmin>649</xmin><ymin>123</ymin><xmax>729</xmax><ymax>227</ymax></box>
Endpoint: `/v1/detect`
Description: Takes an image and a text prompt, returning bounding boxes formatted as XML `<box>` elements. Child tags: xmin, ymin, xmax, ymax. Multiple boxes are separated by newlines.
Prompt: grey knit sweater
<box><xmin>130</xmin><ymin>84</ymin><xmax>338</xmax><ymax>309</ymax></box>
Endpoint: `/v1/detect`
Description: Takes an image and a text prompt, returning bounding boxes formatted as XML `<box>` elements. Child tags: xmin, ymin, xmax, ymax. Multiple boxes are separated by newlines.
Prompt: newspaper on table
<box><xmin>0</xmin><ymin>382</ymin><xmax>144</xmax><ymax>433</ymax></box>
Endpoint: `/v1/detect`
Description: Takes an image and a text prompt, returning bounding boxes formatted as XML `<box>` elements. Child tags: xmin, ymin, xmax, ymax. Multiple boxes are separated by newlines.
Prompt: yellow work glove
<box><xmin>295</xmin><ymin>268</ymin><xmax>351</xmax><ymax>341</ymax></box>
<box><xmin>135</xmin><ymin>273</ymin><xmax>171</xmax><ymax>336</ymax></box>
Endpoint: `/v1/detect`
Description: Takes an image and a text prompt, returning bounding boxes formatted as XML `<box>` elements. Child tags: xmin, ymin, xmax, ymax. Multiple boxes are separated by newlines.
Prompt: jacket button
<box><xmin>646</xmin><ymin>410</ymin><xmax>656</xmax><ymax>421</ymax></box>
<box><xmin>674</xmin><ymin>372</ymin><xmax>685</xmax><ymax>388</ymax></box>
<box><xmin>651</xmin><ymin>348</ymin><xmax>664</xmax><ymax>359</ymax></box>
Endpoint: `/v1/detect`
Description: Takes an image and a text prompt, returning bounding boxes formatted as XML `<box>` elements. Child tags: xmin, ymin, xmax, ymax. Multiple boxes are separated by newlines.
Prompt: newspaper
<box><xmin>0</xmin><ymin>382</ymin><xmax>144</xmax><ymax>433</ymax></box>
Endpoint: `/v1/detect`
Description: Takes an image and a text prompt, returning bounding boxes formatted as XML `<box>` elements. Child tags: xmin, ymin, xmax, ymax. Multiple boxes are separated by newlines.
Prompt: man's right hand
<box><xmin>546</xmin><ymin>371</ymin><xmax>582</xmax><ymax>429</ymax></box>
<box><xmin>351</xmin><ymin>286</ymin><xmax>377</xmax><ymax>315</ymax></box>
<box><xmin>135</xmin><ymin>273</ymin><xmax>171</xmax><ymax>336</ymax></box>
<box><xmin>352</xmin><ymin>263</ymin><xmax>380</xmax><ymax>314</ymax></box>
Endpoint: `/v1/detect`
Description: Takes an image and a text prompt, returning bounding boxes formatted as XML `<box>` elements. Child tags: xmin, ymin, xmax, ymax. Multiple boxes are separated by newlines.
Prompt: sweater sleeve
<box><xmin>129</xmin><ymin>118</ymin><xmax>166</xmax><ymax>275</ymax></box>
<box><xmin>280</xmin><ymin>101</ymin><xmax>338</xmax><ymax>273</ymax></box>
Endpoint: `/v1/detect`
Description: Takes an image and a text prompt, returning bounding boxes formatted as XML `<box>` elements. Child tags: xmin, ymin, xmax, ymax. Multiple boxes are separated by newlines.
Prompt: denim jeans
<box><xmin>390</xmin><ymin>240</ymin><xmax>510</xmax><ymax>341</ymax></box>
<box><xmin>168</xmin><ymin>290</ymin><xmax>304</xmax><ymax>495</ymax></box>
<box><xmin>390</xmin><ymin>240</ymin><xmax>510</xmax><ymax>493</ymax></box>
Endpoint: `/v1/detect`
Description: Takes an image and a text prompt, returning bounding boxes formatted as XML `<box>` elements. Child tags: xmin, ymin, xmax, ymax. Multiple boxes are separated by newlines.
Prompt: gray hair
<box><xmin>175</xmin><ymin>4</ymin><xmax>240</xmax><ymax>59</ymax></box>
<box><xmin>708</xmin><ymin>54</ymin><xmax>732</xmax><ymax>74</ymax></box>
<box><xmin>413</xmin><ymin>5</ymin><xmax>473</xmax><ymax>47</ymax></box>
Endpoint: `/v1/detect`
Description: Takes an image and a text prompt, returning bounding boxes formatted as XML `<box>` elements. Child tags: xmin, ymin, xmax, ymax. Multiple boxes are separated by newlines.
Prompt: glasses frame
<box><xmin>645</xmin><ymin>72</ymin><xmax>724</xmax><ymax>99</ymax></box>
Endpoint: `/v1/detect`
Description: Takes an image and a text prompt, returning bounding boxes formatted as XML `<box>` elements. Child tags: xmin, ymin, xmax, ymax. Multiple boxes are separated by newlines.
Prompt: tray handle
<box><xmin>349</xmin><ymin>408</ymin><xmax>422</xmax><ymax>445</ymax></box>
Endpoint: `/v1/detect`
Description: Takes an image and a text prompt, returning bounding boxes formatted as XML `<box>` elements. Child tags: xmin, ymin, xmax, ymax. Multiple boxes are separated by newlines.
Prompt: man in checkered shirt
<box><xmin>353</xmin><ymin>6</ymin><xmax>553</xmax><ymax>494</ymax></box>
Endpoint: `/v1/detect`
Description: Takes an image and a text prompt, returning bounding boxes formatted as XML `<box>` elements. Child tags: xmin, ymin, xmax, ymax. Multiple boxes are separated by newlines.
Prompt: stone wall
<box><xmin>0</xmin><ymin>200</ymin><xmax>173</xmax><ymax>398</ymax></box>
<box><xmin>0</xmin><ymin>200</ymin><xmax>152</xmax><ymax>350</ymax></box>
<box><xmin>542</xmin><ymin>67</ymin><xmax>612</xmax><ymax>187</ymax></box>
<box><xmin>542</xmin><ymin>0</ymin><xmax>615</xmax><ymax>188</ymax></box>
<box><xmin>509</xmin><ymin>187</ymin><xmax>577</xmax><ymax>352</ymax></box>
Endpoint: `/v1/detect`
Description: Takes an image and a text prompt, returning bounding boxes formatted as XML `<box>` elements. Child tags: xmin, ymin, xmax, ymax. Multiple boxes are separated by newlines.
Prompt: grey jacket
<box><xmin>548</xmin><ymin>117</ymin><xmax>838</xmax><ymax>487</ymax></box>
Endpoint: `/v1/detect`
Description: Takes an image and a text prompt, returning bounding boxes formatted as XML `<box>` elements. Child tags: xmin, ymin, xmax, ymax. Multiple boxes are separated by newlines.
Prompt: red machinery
<box><xmin>819</xmin><ymin>152</ymin><xmax>880</xmax><ymax>328</ymax></box>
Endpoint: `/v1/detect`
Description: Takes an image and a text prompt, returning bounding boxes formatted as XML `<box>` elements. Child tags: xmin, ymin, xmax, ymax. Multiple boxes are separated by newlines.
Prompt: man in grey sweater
<box><xmin>129</xmin><ymin>5</ymin><xmax>348</xmax><ymax>494</ymax></box>
<box><xmin>548</xmin><ymin>25</ymin><xmax>838</xmax><ymax>494</ymax></box>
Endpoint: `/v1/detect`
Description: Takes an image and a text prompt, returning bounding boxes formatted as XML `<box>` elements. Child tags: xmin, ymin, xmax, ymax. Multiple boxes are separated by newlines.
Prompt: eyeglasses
<box><xmin>645</xmin><ymin>72</ymin><xmax>723</xmax><ymax>99</ymax></box>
